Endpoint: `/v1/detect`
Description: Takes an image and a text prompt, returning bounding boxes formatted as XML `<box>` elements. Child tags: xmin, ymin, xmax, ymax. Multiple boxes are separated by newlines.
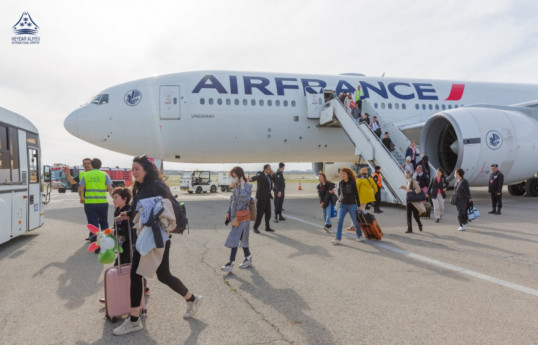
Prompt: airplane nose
<box><xmin>64</xmin><ymin>110</ymin><xmax>79</xmax><ymax>136</ymax></box>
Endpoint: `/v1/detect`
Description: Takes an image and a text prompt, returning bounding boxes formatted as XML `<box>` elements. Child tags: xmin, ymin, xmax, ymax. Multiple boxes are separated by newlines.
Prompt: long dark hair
<box><xmin>132</xmin><ymin>155</ymin><xmax>163</xmax><ymax>196</ymax></box>
<box><xmin>229</xmin><ymin>166</ymin><xmax>246</xmax><ymax>181</ymax></box>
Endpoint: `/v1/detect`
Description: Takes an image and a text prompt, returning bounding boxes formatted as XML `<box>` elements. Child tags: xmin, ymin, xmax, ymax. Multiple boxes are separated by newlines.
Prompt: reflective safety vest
<box><xmin>355</xmin><ymin>88</ymin><xmax>364</xmax><ymax>102</ymax></box>
<box><xmin>83</xmin><ymin>169</ymin><xmax>108</xmax><ymax>204</ymax></box>
<box><xmin>372</xmin><ymin>172</ymin><xmax>383</xmax><ymax>188</ymax></box>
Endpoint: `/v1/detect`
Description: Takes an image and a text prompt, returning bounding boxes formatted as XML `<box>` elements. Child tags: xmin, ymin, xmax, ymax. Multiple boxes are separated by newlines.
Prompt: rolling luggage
<box><xmin>357</xmin><ymin>211</ymin><xmax>383</xmax><ymax>240</ymax></box>
<box><xmin>420</xmin><ymin>202</ymin><xmax>432</xmax><ymax>218</ymax></box>
<box><xmin>104</xmin><ymin>221</ymin><xmax>146</xmax><ymax>323</ymax></box>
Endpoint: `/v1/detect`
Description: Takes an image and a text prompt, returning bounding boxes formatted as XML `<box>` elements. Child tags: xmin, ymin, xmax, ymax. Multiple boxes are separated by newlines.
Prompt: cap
<box><xmin>279</xmin><ymin>162</ymin><xmax>285</xmax><ymax>168</ymax></box>
<box><xmin>491</xmin><ymin>164</ymin><xmax>498</xmax><ymax>167</ymax></box>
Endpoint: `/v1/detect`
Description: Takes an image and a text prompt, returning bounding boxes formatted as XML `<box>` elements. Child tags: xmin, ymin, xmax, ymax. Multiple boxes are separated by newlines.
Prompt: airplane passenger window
<box><xmin>422</xmin><ymin>104</ymin><xmax>426</xmax><ymax>110</ymax></box>
<box><xmin>99</xmin><ymin>94</ymin><xmax>109</xmax><ymax>104</ymax></box>
<box><xmin>435</xmin><ymin>104</ymin><xmax>439</xmax><ymax>110</ymax></box>
<box><xmin>291</xmin><ymin>100</ymin><xmax>296</xmax><ymax>107</ymax></box>
<box><xmin>428</xmin><ymin>104</ymin><xmax>433</xmax><ymax>110</ymax></box>
<box><xmin>381</xmin><ymin>103</ymin><xmax>385</xmax><ymax>109</ymax></box>
<box><xmin>209</xmin><ymin>98</ymin><xmax>214</xmax><ymax>105</ymax></box>
<box><xmin>415</xmin><ymin>104</ymin><xmax>419</xmax><ymax>110</ymax></box>
<box><xmin>442</xmin><ymin>104</ymin><xmax>446</xmax><ymax>110</ymax></box>
<box><xmin>448</xmin><ymin>105</ymin><xmax>452</xmax><ymax>109</ymax></box>
<box><xmin>402</xmin><ymin>103</ymin><xmax>406</xmax><ymax>110</ymax></box>
<box><xmin>283</xmin><ymin>100</ymin><xmax>288</xmax><ymax>107</ymax></box>
<box><xmin>234</xmin><ymin>99</ymin><xmax>239</xmax><ymax>105</ymax></box>
<box><xmin>200</xmin><ymin>98</ymin><xmax>205</xmax><ymax>105</ymax></box>
<box><xmin>276</xmin><ymin>100</ymin><xmax>281</xmax><ymax>107</ymax></box>
<box><xmin>217</xmin><ymin>98</ymin><xmax>222</xmax><ymax>105</ymax></box>
<box><xmin>268</xmin><ymin>100</ymin><xmax>272</xmax><ymax>106</ymax></box>
<box><xmin>455</xmin><ymin>105</ymin><xmax>459</xmax><ymax>108</ymax></box>
<box><xmin>395</xmin><ymin>103</ymin><xmax>399</xmax><ymax>110</ymax></box>
<box><xmin>260</xmin><ymin>100</ymin><xmax>264</xmax><ymax>106</ymax></box>
<box><xmin>226</xmin><ymin>99</ymin><xmax>231</xmax><ymax>105</ymax></box>
<box><xmin>374</xmin><ymin>103</ymin><xmax>378</xmax><ymax>109</ymax></box>
<box><xmin>388</xmin><ymin>103</ymin><xmax>392</xmax><ymax>109</ymax></box>
<box><xmin>243</xmin><ymin>99</ymin><xmax>248</xmax><ymax>106</ymax></box>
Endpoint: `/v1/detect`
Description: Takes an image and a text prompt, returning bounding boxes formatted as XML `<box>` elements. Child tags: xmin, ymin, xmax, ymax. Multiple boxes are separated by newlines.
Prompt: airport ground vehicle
<box><xmin>180</xmin><ymin>170</ymin><xmax>218</xmax><ymax>194</ymax></box>
<box><xmin>0</xmin><ymin>107</ymin><xmax>49</xmax><ymax>245</ymax></box>
<box><xmin>218</xmin><ymin>172</ymin><xmax>232</xmax><ymax>192</ymax></box>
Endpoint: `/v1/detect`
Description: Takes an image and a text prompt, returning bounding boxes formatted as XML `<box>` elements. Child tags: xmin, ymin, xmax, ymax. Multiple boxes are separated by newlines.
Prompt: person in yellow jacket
<box><xmin>78</xmin><ymin>158</ymin><xmax>114</xmax><ymax>238</ymax></box>
<box><xmin>356</xmin><ymin>167</ymin><xmax>378</xmax><ymax>211</ymax></box>
<box><xmin>372</xmin><ymin>166</ymin><xmax>383</xmax><ymax>213</ymax></box>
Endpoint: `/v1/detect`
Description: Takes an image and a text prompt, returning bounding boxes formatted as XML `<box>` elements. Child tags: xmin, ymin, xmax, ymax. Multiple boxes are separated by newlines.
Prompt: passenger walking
<box><xmin>356</xmin><ymin>167</ymin><xmax>377</xmax><ymax>211</ymax></box>
<box><xmin>405</xmin><ymin>141</ymin><xmax>420</xmax><ymax>168</ymax></box>
<box><xmin>339</xmin><ymin>91</ymin><xmax>347</xmax><ymax>104</ymax></box>
<box><xmin>417</xmin><ymin>155</ymin><xmax>431</xmax><ymax>182</ymax></box>
<box><xmin>400</xmin><ymin>170</ymin><xmax>425</xmax><ymax>233</ymax></box>
<box><xmin>250</xmin><ymin>164</ymin><xmax>275</xmax><ymax>233</ymax></box>
<box><xmin>317</xmin><ymin>172</ymin><xmax>337</xmax><ymax>231</ymax></box>
<box><xmin>415</xmin><ymin>165</ymin><xmax>430</xmax><ymax>194</ymax></box>
<box><xmin>112</xmin><ymin>155</ymin><xmax>202</xmax><ymax>336</ymax></box>
<box><xmin>345</xmin><ymin>93</ymin><xmax>354</xmax><ymax>112</ymax></box>
<box><xmin>221</xmin><ymin>167</ymin><xmax>253</xmax><ymax>273</ymax></box>
<box><xmin>332</xmin><ymin>167</ymin><xmax>363</xmax><ymax>245</ymax></box>
<box><xmin>369</xmin><ymin>116</ymin><xmax>382</xmax><ymax>137</ymax></box>
<box><xmin>453</xmin><ymin>168</ymin><xmax>472</xmax><ymax>231</ymax></box>
<box><xmin>382</xmin><ymin>132</ymin><xmax>396</xmax><ymax>152</ymax></box>
<box><xmin>372</xmin><ymin>166</ymin><xmax>383</xmax><ymax>213</ymax></box>
<box><xmin>488</xmin><ymin>164</ymin><xmax>504</xmax><ymax>215</ymax></box>
<box><xmin>427</xmin><ymin>169</ymin><xmax>449</xmax><ymax>222</ymax></box>
<box><xmin>354</xmin><ymin>85</ymin><xmax>364</xmax><ymax>115</ymax></box>
<box><xmin>362</xmin><ymin>113</ymin><xmax>371</xmax><ymax>125</ymax></box>
<box><xmin>78</xmin><ymin>158</ymin><xmax>114</xmax><ymax>236</ymax></box>
<box><xmin>273</xmin><ymin>162</ymin><xmax>286</xmax><ymax>223</ymax></box>
<box><xmin>402</xmin><ymin>156</ymin><xmax>414</xmax><ymax>175</ymax></box>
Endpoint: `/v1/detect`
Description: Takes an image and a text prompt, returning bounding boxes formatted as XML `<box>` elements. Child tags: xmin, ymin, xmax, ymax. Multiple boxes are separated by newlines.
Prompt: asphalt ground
<box><xmin>1</xmin><ymin>182</ymin><xmax>537</xmax><ymax>344</ymax></box>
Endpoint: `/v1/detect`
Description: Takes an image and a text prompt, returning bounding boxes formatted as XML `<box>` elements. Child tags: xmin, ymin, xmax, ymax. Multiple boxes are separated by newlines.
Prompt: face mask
<box><xmin>231</xmin><ymin>177</ymin><xmax>238</xmax><ymax>183</ymax></box>
<box><xmin>362</xmin><ymin>173</ymin><xmax>367</xmax><ymax>177</ymax></box>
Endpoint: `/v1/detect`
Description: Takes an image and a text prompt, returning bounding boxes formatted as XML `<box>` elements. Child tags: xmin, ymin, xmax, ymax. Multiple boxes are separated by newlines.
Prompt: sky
<box><xmin>1</xmin><ymin>0</ymin><xmax>538</xmax><ymax>172</ymax></box>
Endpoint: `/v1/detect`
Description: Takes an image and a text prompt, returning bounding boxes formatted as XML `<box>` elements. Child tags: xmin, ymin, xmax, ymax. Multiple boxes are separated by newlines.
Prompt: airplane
<box><xmin>64</xmin><ymin>70</ymin><xmax>538</xmax><ymax>198</ymax></box>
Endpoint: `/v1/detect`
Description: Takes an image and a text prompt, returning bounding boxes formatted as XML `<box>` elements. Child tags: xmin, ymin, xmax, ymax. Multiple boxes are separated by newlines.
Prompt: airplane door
<box><xmin>305</xmin><ymin>86</ymin><xmax>324</xmax><ymax>119</ymax></box>
<box><xmin>27</xmin><ymin>148</ymin><xmax>40</xmax><ymax>230</ymax></box>
<box><xmin>160</xmin><ymin>85</ymin><xmax>181</xmax><ymax>119</ymax></box>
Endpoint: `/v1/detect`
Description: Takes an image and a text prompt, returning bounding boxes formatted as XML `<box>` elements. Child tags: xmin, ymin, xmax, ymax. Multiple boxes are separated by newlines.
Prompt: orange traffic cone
<box><xmin>298</xmin><ymin>182</ymin><xmax>302</xmax><ymax>191</ymax></box>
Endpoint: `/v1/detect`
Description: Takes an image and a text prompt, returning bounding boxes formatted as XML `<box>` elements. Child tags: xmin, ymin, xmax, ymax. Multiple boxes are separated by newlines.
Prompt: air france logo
<box><xmin>486</xmin><ymin>130</ymin><xmax>503</xmax><ymax>150</ymax></box>
<box><xmin>12</xmin><ymin>12</ymin><xmax>40</xmax><ymax>45</ymax></box>
<box><xmin>124</xmin><ymin>90</ymin><xmax>142</xmax><ymax>106</ymax></box>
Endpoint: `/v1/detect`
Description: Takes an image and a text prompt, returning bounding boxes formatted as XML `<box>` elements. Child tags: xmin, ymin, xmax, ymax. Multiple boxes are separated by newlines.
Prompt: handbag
<box><xmin>450</xmin><ymin>195</ymin><xmax>456</xmax><ymax>205</ymax></box>
<box><xmin>232</xmin><ymin>188</ymin><xmax>250</xmax><ymax>226</ymax></box>
<box><xmin>406</xmin><ymin>190</ymin><xmax>426</xmax><ymax>202</ymax></box>
<box><xmin>249</xmin><ymin>199</ymin><xmax>256</xmax><ymax>221</ymax></box>
<box><xmin>329</xmin><ymin>201</ymin><xmax>337</xmax><ymax>218</ymax></box>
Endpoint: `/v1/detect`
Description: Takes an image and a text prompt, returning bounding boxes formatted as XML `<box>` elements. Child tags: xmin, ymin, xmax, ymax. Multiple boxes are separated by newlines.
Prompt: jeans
<box><xmin>336</xmin><ymin>203</ymin><xmax>362</xmax><ymax>240</ymax></box>
<box><xmin>84</xmin><ymin>203</ymin><xmax>109</xmax><ymax>230</ymax></box>
<box><xmin>322</xmin><ymin>206</ymin><xmax>332</xmax><ymax>226</ymax></box>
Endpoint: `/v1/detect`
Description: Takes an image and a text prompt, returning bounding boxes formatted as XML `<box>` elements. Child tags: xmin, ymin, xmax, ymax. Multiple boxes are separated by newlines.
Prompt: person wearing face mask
<box><xmin>221</xmin><ymin>166</ymin><xmax>253</xmax><ymax>273</ymax></box>
<box><xmin>400</xmin><ymin>170</ymin><xmax>425</xmax><ymax>233</ymax></box>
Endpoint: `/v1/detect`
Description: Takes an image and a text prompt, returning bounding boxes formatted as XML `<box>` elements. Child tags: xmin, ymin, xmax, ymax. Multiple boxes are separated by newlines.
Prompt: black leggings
<box><xmin>130</xmin><ymin>240</ymin><xmax>189</xmax><ymax>308</ymax></box>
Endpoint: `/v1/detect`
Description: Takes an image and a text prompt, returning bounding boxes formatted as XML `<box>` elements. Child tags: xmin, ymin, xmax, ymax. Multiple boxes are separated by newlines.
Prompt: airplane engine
<box><xmin>420</xmin><ymin>106</ymin><xmax>538</xmax><ymax>195</ymax></box>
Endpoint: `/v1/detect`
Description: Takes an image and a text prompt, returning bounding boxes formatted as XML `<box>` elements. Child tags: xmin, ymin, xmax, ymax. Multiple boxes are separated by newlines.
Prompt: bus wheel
<box><xmin>210</xmin><ymin>185</ymin><xmax>217</xmax><ymax>193</ymax></box>
<box><xmin>196</xmin><ymin>187</ymin><xmax>202</xmax><ymax>194</ymax></box>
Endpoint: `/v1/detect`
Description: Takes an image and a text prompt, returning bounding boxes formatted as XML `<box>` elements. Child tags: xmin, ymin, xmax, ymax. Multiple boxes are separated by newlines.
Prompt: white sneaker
<box><xmin>220</xmin><ymin>262</ymin><xmax>233</xmax><ymax>273</ymax></box>
<box><xmin>112</xmin><ymin>317</ymin><xmax>143</xmax><ymax>336</ymax></box>
<box><xmin>458</xmin><ymin>225</ymin><xmax>467</xmax><ymax>231</ymax></box>
<box><xmin>356</xmin><ymin>236</ymin><xmax>365</xmax><ymax>242</ymax></box>
<box><xmin>239</xmin><ymin>258</ymin><xmax>253</xmax><ymax>269</ymax></box>
<box><xmin>331</xmin><ymin>239</ymin><xmax>341</xmax><ymax>245</ymax></box>
<box><xmin>183</xmin><ymin>294</ymin><xmax>203</xmax><ymax>319</ymax></box>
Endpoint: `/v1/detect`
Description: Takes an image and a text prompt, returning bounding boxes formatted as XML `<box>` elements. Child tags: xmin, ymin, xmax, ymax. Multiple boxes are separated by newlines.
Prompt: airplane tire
<box><xmin>507</xmin><ymin>182</ymin><xmax>525</xmax><ymax>196</ymax></box>
<box><xmin>195</xmin><ymin>187</ymin><xmax>202</xmax><ymax>194</ymax></box>
<box><xmin>524</xmin><ymin>177</ymin><xmax>538</xmax><ymax>197</ymax></box>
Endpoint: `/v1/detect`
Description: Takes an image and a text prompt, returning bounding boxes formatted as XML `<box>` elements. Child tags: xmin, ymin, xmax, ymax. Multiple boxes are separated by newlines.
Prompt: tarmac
<box><xmin>1</xmin><ymin>182</ymin><xmax>537</xmax><ymax>345</ymax></box>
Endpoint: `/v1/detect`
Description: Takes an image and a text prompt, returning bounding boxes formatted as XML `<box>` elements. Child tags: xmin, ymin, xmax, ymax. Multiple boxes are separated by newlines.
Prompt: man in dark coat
<box><xmin>273</xmin><ymin>162</ymin><xmax>286</xmax><ymax>222</ymax></box>
<box><xmin>405</xmin><ymin>141</ymin><xmax>420</xmax><ymax>169</ymax></box>
<box><xmin>250</xmin><ymin>164</ymin><xmax>275</xmax><ymax>233</ymax></box>
<box><xmin>488</xmin><ymin>164</ymin><xmax>504</xmax><ymax>215</ymax></box>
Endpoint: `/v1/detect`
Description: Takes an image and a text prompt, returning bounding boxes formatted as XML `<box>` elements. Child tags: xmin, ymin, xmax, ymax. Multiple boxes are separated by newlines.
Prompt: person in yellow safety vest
<box><xmin>355</xmin><ymin>85</ymin><xmax>364</xmax><ymax>116</ymax></box>
<box><xmin>372</xmin><ymin>166</ymin><xmax>383</xmax><ymax>213</ymax></box>
<box><xmin>64</xmin><ymin>158</ymin><xmax>95</xmax><ymax>240</ymax></box>
<box><xmin>78</xmin><ymin>158</ymin><xmax>114</xmax><ymax>242</ymax></box>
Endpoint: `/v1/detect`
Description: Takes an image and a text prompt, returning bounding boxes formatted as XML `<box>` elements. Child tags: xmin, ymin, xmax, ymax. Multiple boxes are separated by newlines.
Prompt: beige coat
<box><xmin>407</xmin><ymin>179</ymin><xmax>426</xmax><ymax>215</ymax></box>
<box><xmin>132</xmin><ymin>198</ymin><xmax>176</xmax><ymax>278</ymax></box>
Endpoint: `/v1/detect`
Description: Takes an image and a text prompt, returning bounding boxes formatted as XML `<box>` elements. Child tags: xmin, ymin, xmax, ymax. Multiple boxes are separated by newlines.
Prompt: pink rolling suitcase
<box><xmin>104</xmin><ymin>222</ymin><xmax>146</xmax><ymax>323</ymax></box>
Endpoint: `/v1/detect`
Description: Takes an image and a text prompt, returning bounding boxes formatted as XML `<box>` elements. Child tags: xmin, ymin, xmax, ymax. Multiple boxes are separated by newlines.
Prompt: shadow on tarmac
<box><xmin>229</xmin><ymin>267</ymin><xmax>336</xmax><ymax>345</ymax></box>
<box><xmin>267</xmin><ymin>232</ymin><xmax>333</xmax><ymax>259</ymax></box>
<box><xmin>33</xmin><ymin>245</ymin><xmax>104</xmax><ymax>310</ymax></box>
<box><xmin>0</xmin><ymin>233</ymin><xmax>39</xmax><ymax>259</ymax></box>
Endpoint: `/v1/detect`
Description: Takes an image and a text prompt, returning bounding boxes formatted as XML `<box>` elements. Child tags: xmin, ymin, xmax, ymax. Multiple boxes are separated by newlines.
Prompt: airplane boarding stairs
<box><xmin>320</xmin><ymin>99</ymin><xmax>408</xmax><ymax>205</ymax></box>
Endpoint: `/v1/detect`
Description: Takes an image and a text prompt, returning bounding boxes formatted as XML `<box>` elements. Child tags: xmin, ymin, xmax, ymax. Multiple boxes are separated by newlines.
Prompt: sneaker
<box><xmin>356</xmin><ymin>236</ymin><xmax>365</xmax><ymax>242</ymax></box>
<box><xmin>99</xmin><ymin>297</ymin><xmax>105</xmax><ymax>304</ymax></box>
<box><xmin>458</xmin><ymin>225</ymin><xmax>467</xmax><ymax>231</ymax></box>
<box><xmin>346</xmin><ymin>226</ymin><xmax>356</xmax><ymax>231</ymax></box>
<box><xmin>183</xmin><ymin>295</ymin><xmax>203</xmax><ymax>319</ymax></box>
<box><xmin>436</xmin><ymin>218</ymin><xmax>440</xmax><ymax>223</ymax></box>
<box><xmin>112</xmin><ymin>317</ymin><xmax>143</xmax><ymax>336</ymax></box>
<box><xmin>220</xmin><ymin>262</ymin><xmax>233</xmax><ymax>273</ymax></box>
<box><xmin>331</xmin><ymin>239</ymin><xmax>341</xmax><ymax>245</ymax></box>
<box><xmin>323</xmin><ymin>224</ymin><xmax>331</xmax><ymax>233</ymax></box>
<box><xmin>239</xmin><ymin>258</ymin><xmax>253</xmax><ymax>269</ymax></box>
<box><xmin>144</xmin><ymin>287</ymin><xmax>150</xmax><ymax>296</ymax></box>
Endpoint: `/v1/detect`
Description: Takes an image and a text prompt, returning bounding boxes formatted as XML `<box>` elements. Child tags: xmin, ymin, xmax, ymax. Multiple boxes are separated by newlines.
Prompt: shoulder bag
<box><xmin>232</xmin><ymin>186</ymin><xmax>250</xmax><ymax>226</ymax></box>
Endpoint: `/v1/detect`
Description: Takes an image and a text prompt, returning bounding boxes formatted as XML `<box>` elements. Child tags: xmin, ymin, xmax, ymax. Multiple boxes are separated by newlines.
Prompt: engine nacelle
<box><xmin>420</xmin><ymin>106</ymin><xmax>538</xmax><ymax>185</ymax></box>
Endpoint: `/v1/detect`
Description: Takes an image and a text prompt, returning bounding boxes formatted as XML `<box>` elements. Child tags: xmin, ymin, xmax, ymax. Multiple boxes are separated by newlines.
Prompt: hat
<box><xmin>279</xmin><ymin>162</ymin><xmax>285</xmax><ymax>168</ymax></box>
<box><xmin>491</xmin><ymin>164</ymin><xmax>498</xmax><ymax>167</ymax></box>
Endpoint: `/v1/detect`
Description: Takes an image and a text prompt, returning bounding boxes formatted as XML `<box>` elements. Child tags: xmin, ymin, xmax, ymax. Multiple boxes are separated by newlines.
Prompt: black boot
<box><xmin>495</xmin><ymin>209</ymin><xmax>501</xmax><ymax>215</ymax></box>
<box><xmin>488</xmin><ymin>209</ymin><xmax>496</xmax><ymax>214</ymax></box>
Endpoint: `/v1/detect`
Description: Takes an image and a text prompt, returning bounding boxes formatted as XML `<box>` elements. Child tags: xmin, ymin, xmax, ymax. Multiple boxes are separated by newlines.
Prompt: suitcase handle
<box><xmin>115</xmin><ymin>212</ymin><xmax>134</xmax><ymax>275</ymax></box>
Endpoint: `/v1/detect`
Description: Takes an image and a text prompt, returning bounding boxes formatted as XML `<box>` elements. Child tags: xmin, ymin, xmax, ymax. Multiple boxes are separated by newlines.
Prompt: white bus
<box><xmin>0</xmin><ymin>107</ymin><xmax>49</xmax><ymax>245</ymax></box>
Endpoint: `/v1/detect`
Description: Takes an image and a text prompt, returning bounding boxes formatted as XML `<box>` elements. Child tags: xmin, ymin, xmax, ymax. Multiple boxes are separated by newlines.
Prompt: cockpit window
<box><xmin>90</xmin><ymin>94</ymin><xmax>109</xmax><ymax>105</ymax></box>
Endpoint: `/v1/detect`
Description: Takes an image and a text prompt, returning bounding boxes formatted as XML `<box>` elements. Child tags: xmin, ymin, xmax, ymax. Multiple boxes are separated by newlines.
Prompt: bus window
<box><xmin>29</xmin><ymin>148</ymin><xmax>38</xmax><ymax>183</ymax></box>
<box><xmin>9</xmin><ymin>127</ymin><xmax>20</xmax><ymax>183</ymax></box>
<box><xmin>27</xmin><ymin>133</ymin><xmax>38</xmax><ymax>145</ymax></box>
<box><xmin>0</xmin><ymin>125</ymin><xmax>8</xmax><ymax>183</ymax></box>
